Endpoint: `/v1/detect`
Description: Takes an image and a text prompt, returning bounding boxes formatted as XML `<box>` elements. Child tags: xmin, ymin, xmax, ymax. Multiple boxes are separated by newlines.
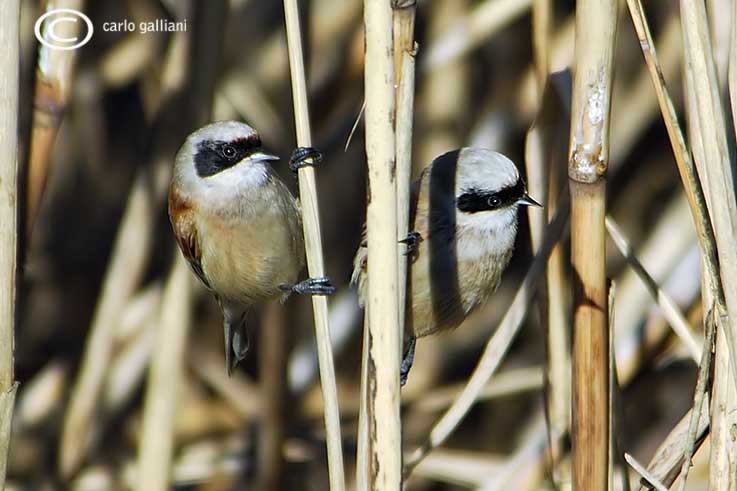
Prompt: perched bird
<box><xmin>169</xmin><ymin>121</ymin><xmax>333</xmax><ymax>373</ymax></box>
<box><xmin>352</xmin><ymin>148</ymin><xmax>541</xmax><ymax>384</ymax></box>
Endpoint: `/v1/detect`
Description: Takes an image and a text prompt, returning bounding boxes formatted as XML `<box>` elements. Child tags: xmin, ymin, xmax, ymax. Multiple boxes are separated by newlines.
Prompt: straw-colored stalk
<box><xmin>136</xmin><ymin>255</ymin><xmax>192</xmax><ymax>491</ymax></box>
<box><xmin>282</xmin><ymin>1</ymin><xmax>345</xmax><ymax>489</ymax></box>
<box><xmin>680</xmin><ymin>0</ymin><xmax>737</xmax><ymax>488</ymax></box>
<box><xmin>568</xmin><ymin>0</ymin><xmax>617</xmax><ymax>489</ymax></box>
<box><xmin>531</xmin><ymin>0</ymin><xmax>551</xmax><ymax>95</ymax></box>
<box><xmin>0</xmin><ymin>0</ymin><xmax>20</xmax><ymax>486</ymax></box>
<box><xmin>362</xmin><ymin>0</ymin><xmax>401</xmax><ymax>487</ymax></box>
<box><xmin>27</xmin><ymin>0</ymin><xmax>84</xmax><ymax>231</ymax></box>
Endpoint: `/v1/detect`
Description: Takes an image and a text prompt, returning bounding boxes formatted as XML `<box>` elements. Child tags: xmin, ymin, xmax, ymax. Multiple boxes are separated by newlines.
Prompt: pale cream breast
<box><xmin>196</xmin><ymin>192</ymin><xmax>304</xmax><ymax>305</ymax></box>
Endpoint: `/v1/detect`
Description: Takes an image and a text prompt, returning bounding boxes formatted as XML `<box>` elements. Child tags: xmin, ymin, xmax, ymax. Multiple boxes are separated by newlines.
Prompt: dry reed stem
<box><xmin>362</xmin><ymin>0</ymin><xmax>402</xmax><ymax>488</ymax></box>
<box><xmin>625</xmin><ymin>453</ymin><xmax>669</xmax><ymax>491</ymax></box>
<box><xmin>0</xmin><ymin>1</ymin><xmax>19</xmax><ymax>485</ymax></box>
<box><xmin>680</xmin><ymin>1</ymin><xmax>737</xmax><ymax>488</ymax></box>
<box><xmin>27</xmin><ymin>0</ymin><xmax>84</xmax><ymax>231</ymax></box>
<box><xmin>731</xmin><ymin>0</ymin><xmax>737</xmax><ymax>140</ymax></box>
<box><xmin>137</xmin><ymin>255</ymin><xmax>192</xmax><ymax>491</ymax></box>
<box><xmin>283</xmin><ymin>1</ymin><xmax>345</xmax><ymax>489</ymax></box>
<box><xmin>393</xmin><ymin>0</ymin><xmax>416</xmax><ymax>365</ymax></box>
<box><xmin>412</xmin><ymin>449</ymin><xmax>503</xmax><ymax>488</ymax></box>
<box><xmin>677</xmin><ymin>307</ymin><xmax>716</xmax><ymax>491</ymax></box>
<box><xmin>624</xmin><ymin>0</ymin><xmax>729</xmax><ymax>371</ymax></box>
<box><xmin>60</xmin><ymin>173</ymin><xmax>154</xmax><ymax>478</ymax></box>
<box><xmin>605</xmin><ymin>217</ymin><xmax>702</xmax><ymax>361</ymax></box>
<box><xmin>638</xmin><ymin>402</ymin><xmax>709</xmax><ymax>491</ymax></box>
<box><xmin>422</xmin><ymin>0</ymin><xmax>533</xmax><ymax>72</ymax></box>
<box><xmin>403</xmin><ymin>201</ymin><xmax>569</xmax><ymax>475</ymax></box>
<box><xmin>568</xmin><ymin>0</ymin><xmax>617</xmax><ymax>488</ymax></box>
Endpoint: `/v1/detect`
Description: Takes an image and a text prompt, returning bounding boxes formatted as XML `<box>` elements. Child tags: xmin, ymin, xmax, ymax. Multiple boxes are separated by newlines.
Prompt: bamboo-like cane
<box><xmin>27</xmin><ymin>0</ymin><xmax>84</xmax><ymax>232</ymax></box>
<box><xmin>282</xmin><ymin>2</ymin><xmax>345</xmax><ymax>490</ymax></box>
<box><xmin>137</xmin><ymin>254</ymin><xmax>192</xmax><ymax>491</ymax></box>
<box><xmin>568</xmin><ymin>0</ymin><xmax>617</xmax><ymax>489</ymax></box>
<box><xmin>0</xmin><ymin>1</ymin><xmax>20</xmax><ymax>487</ymax></box>
<box><xmin>362</xmin><ymin>0</ymin><xmax>401</xmax><ymax>488</ymax></box>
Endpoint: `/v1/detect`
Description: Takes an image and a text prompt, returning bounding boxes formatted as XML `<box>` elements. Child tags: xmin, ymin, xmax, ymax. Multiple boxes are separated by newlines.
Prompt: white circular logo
<box><xmin>34</xmin><ymin>8</ymin><xmax>93</xmax><ymax>50</ymax></box>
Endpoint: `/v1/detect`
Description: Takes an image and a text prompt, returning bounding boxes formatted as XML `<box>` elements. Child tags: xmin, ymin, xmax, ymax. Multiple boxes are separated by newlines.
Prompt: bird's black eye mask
<box><xmin>457</xmin><ymin>179</ymin><xmax>525</xmax><ymax>213</ymax></box>
<box><xmin>194</xmin><ymin>136</ymin><xmax>262</xmax><ymax>177</ymax></box>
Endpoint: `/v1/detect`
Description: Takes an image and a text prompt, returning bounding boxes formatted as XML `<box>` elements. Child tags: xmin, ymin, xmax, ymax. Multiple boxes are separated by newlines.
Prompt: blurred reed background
<box><xmin>2</xmin><ymin>0</ymin><xmax>737</xmax><ymax>489</ymax></box>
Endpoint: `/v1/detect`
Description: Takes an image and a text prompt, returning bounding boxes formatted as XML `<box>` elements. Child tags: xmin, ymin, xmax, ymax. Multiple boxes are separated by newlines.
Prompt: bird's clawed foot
<box><xmin>280</xmin><ymin>276</ymin><xmax>336</xmax><ymax>296</ymax></box>
<box><xmin>289</xmin><ymin>146</ymin><xmax>323</xmax><ymax>172</ymax></box>
<box><xmin>399</xmin><ymin>336</ymin><xmax>417</xmax><ymax>386</ymax></box>
<box><xmin>399</xmin><ymin>231</ymin><xmax>422</xmax><ymax>257</ymax></box>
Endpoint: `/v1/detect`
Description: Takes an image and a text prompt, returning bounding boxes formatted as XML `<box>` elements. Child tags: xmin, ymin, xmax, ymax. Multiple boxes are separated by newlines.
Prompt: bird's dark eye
<box><xmin>487</xmin><ymin>195</ymin><xmax>502</xmax><ymax>208</ymax></box>
<box><xmin>221</xmin><ymin>144</ymin><xmax>237</xmax><ymax>159</ymax></box>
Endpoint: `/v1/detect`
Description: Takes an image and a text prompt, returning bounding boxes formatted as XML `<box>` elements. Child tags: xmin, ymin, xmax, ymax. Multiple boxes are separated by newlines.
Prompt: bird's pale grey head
<box><xmin>173</xmin><ymin>121</ymin><xmax>278</xmax><ymax>198</ymax></box>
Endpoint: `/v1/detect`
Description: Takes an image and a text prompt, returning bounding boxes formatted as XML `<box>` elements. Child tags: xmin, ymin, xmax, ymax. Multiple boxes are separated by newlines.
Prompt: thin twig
<box><xmin>605</xmin><ymin>216</ymin><xmax>702</xmax><ymax>361</ymax></box>
<box><xmin>282</xmin><ymin>1</ymin><xmax>345</xmax><ymax>489</ymax></box>
<box><xmin>677</xmin><ymin>307</ymin><xmax>716</xmax><ymax>490</ymax></box>
<box><xmin>624</xmin><ymin>453</ymin><xmax>669</xmax><ymax>491</ymax></box>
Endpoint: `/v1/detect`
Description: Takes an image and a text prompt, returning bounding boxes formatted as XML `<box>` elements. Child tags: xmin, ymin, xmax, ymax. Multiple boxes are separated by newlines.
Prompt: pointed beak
<box><xmin>517</xmin><ymin>194</ymin><xmax>543</xmax><ymax>207</ymax></box>
<box><xmin>250</xmin><ymin>151</ymin><xmax>280</xmax><ymax>163</ymax></box>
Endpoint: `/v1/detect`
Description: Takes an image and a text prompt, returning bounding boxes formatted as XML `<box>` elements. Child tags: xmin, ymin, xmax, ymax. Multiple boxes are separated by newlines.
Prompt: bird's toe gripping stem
<box><xmin>279</xmin><ymin>276</ymin><xmax>336</xmax><ymax>296</ymax></box>
<box><xmin>399</xmin><ymin>231</ymin><xmax>422</xmax><ymax>257</ymax></box>
<box><xmin>289</xmin><ymin>146</ymin><xmax>323</xmax><ymax>173</ymax></box>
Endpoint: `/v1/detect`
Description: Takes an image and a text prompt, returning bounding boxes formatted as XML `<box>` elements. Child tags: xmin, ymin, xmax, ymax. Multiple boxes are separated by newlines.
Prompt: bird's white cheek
<box><xmin>456</xmin><ymin>208</ymin><xmax>519</xmax><ymax>260</ymax></box>
<box><xmin>200</xmin><ymin>162</ymin><xmax>269</xmax><ymax>207</ymax></box>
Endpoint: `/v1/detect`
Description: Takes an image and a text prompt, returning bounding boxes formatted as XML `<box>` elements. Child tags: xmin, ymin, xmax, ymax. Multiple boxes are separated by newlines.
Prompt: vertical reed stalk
<box><xmin>282</xmin><ymin>2</ymin><xmax>346</xmax><ymax>489</ymax></box>
<box><xmin>0</xmin><ymin>0</ymin><xmax>20</xmax><ymax>487</ymax></box>
<box><xmin>27</xmin><ymin>0</ymin><xmax>84</xmax><ymax>231</ymax></box>
<box><xmin>568</xmin><ymin>0</ymin><xmax>617</xmax><ymax>489</ymax></box>
<box><xmin>362</xmin><ymin>0</ymin><xmax>401</xmax><ymax>488</ymax></box>
<box><xmin>680</xmin><ymin>1</ymin><xmax>737</xmax><ymax>488</ymax></box>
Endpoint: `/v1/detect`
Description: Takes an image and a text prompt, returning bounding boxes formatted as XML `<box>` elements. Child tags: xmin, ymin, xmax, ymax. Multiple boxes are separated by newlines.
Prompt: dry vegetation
<box><xmin>3</xmin><ymin>0</ymin><xmax>737</xmax><ymax>490</ymax></box>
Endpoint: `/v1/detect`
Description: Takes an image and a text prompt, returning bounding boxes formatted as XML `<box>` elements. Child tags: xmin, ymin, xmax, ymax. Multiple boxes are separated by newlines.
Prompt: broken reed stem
<box><xmin>404</xmin><ymin>201</ymin><xmax>569</xmax><ymax>475</ymax></box>
<box><xmin>362</xmin><ymin>0</ymin><xmax>401</xmax><ymax>488</ymax></box>
<box><xmin>27</xmin><ymin>0</ymin><xmax>84</xmax><ymax>232</ymax></box>
<box><xmin>0</xmin><ymin>0</ymin><xmax>20</xmax><ymax>487</ymax></box>
<box><xmin>282</xmin><ymin>2</ymin><xmax>345</xmax><ymax>489</ymax></box>
<box><xmin>605</xmin><ymin>217</ymin><xmax>702</xmax><ymax>361</ymax></box>
<box><xmin>568</xmin><ymin>0</ymin><xmax>617</xmax><ymax>488</ymax></box>
<box><xmin>137</xmin><ymin>254</ymin><xmax>192</xmax><ymax>491</ymax></box>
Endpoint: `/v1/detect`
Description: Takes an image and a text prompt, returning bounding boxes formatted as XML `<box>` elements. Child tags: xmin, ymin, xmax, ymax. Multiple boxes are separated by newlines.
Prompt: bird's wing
<box><xmin>351</xmin><ymin>176</ymin><xmax>423</xmax><ymax>307</ymax></box>
<box><xmin>168</xmin><ymin>187</ymin><xmax>211</xmax><ymax>290</ymax></box>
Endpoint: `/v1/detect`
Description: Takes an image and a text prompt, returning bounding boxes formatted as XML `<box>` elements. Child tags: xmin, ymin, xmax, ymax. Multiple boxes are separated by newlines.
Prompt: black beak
<box><xmin>517</xmin><ymin>194</ymin><xmax>543</xmax><ymax>207</ymax></box>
